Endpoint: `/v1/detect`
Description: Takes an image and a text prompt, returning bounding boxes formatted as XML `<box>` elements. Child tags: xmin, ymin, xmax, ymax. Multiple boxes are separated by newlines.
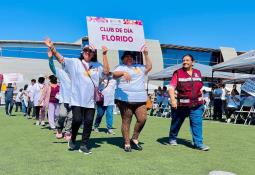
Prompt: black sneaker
<box><xmin>130</xmin><ymin>139</ymin><xmax>143</xmax><ymax>151</ymax></box>
<box><xmin>79</xmin><ymin>145</ymin><xmax>92</xmax><ymax>155</ymax></box>
<box><xmin>124</xmin><ymin>146</ymin><xmax>132</xmax><ymax>152</ymax></box>
<box><xmin>68</xmin><ymin>140</ymin><xmax>76</xmax><ymax>150</ymax></box>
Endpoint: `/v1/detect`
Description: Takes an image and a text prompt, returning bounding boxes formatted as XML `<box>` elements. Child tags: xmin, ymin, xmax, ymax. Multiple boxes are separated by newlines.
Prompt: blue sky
<box><xmin>0</xmin><ymin>0</ymin><xmax>254</xmax><ymax>51</ymax></box>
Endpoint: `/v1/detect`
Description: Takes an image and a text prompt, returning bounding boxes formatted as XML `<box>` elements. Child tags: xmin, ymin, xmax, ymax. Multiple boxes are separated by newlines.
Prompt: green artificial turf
<box><xmin>0</xmin><ymin>108</ymin><xmax>254</xmax><ymax>175</ymax></box>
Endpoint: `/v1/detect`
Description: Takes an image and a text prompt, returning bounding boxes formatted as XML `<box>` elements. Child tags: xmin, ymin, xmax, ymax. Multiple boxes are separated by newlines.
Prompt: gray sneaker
<box><xmin>107</xmin><ymin>129</ymin><xmax>115</xmax><ymax>135</ymax></box>
<box><xmin>93</xmin><ymin>127</ymin><xmax>99</xmax><ymax>133</ymax></box>
<box><xmin>79</xmin><ymin>145</ymin><xmax>92</xmax><ymax>155</ymax></box>
<box><xmin>194</xmin><ymin>145</ymin><xmax>210</xmax><ymax>151</ymax></box>
<box><xmin>169</xmin><ymin>140</ymin><xmax>178</xmax><ymax>146</ymax></box>
<box><xmin>68</xmin><ymin>140</ymin><xmax>76</xmax><ymax>150</ymax></box>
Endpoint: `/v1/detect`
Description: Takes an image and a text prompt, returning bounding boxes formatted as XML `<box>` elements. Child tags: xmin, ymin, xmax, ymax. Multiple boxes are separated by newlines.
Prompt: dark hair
<box><xmin>38</xmin><ymin>77</ymin><xmax>45</xmax><ymax>84</ymax></box>
<box><xmin>19</xmin><ymin>88</ymin><xmax>23</xmax><ymax>92</ymax></box>
<box><xmin>7</xmin><ymin>83</ymin><xmax>12</xmax><ymax>87</ymax></box>
<box><xmin>79</xmin><ymin>50</ymin><xmax>97</xmax><ymax>62</ymax></box>
<box><xmin>24</xmin><ymin>84</ymin><xmax>28</xmax><ymax>90</ymax></box>
<box><xmin>121</xmin><ymin>51</ymin><xmax>134</xmax><ymax>60</ymax></box>
<box><xmin>31</xmin><ymin>79</ymin><xmax>36</xmax><ymax>83</ymax></box>
<box><xmin>49</xmin><ymin>75</ymin><xmax>57</xmax><ymax>84</ymax></box>
<box><xmin>182</xmin><ymin>54</ymin><xmax>194</xmax><ymax>61</ymax></box>
<box><xmin>163</xmin><ymin>86</ymin><xmax>167</xmax><ymax>91</ymax></box>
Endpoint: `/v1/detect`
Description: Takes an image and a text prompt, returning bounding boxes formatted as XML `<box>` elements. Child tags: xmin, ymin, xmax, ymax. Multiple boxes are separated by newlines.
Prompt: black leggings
<box><xmin>35</xmin><ymin>106</ymin><xmax>41</xmax><ymax>120</ymax></box>
<box><xmin>71</xmin><ymin>106</ymin><xmax>95</xmax><ymax>146</ymax></box>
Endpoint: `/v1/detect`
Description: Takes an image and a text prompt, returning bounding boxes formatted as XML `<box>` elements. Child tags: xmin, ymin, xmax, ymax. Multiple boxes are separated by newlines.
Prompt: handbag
<box><xmin>81</xmin><ymin>61</ymin><xmax>104</xmax><ymax>103</ymax></box>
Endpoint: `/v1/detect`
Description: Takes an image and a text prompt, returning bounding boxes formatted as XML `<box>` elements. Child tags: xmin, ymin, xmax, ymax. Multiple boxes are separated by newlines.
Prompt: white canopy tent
<box><xmin>148</xmin><ymin>63</ymin><xmax>255</xmax><ymax>81</ymax></box>
<box><xmin>212</xmin><ymin>50</ymin><xmax>255</xmax><ymax>73</ymax></box>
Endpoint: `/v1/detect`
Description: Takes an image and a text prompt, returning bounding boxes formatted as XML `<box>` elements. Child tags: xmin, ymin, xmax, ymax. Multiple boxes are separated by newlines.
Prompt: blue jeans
<box><xmin>21</xmin><ymin>100</ymin><xmax>27</xmax><ymax>115</ymax></box>
<box><xmin>169</xmin><ymin>105</ymin><xmax>204</xmax><ymax>147</ymax></box>
<box><xmin>94</xmin><ymin>104</ymin><xmax>113</xmax><ymax>129</ymax></box>
<box><xmin>5</xmin><ymin>99</ymin><xmax>14</xmax><ymax>115</ymax></box>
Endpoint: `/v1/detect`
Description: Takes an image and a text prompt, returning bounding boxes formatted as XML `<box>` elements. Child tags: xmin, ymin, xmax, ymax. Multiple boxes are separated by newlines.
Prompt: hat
<box><xmin>81</xmin><ymin>45</ymin><xmax>96</xmax><ymax>54</ymax></box>
<box><xmin>121</xmin><ymin>51</ymin><xmax>135</xmax><ymax>60</ymax></box>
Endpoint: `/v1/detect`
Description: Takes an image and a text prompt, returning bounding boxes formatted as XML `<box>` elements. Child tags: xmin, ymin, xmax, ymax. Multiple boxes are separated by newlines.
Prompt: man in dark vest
<box><xmin>5</xmin><ymin>83</ymin><xmax>14</xmax><ymax>116</ymax></box>
<box><xmin>168</xmin><ymin>54</ymin><xmax>209</xmax><ymax>151</ymax></box>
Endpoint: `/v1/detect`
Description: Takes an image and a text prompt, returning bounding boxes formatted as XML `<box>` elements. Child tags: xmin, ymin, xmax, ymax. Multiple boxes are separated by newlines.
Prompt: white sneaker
<box><xmin>93</xmin><ymin>127</ymin><xmax>99</xmax><ymax>133</ymax></box>
<box><xmin>35</xmin><ymin>121</ymin><xmax>40</xmax><ymax>126</ymax></box>
<box><xmin>40</xmin><ymin>121</ymin><xmax>45</xmax><ymax>126</ymax></box>
<box><xmin>227</xmin><ymin>118</ymin><xmax>231</xmax><ymax>123</ymax></box>
<box><xmin>107</xmin><ymin>129</ymin><xmax>115</xmax><ymax>135</ymax></box>
<box><xmin>169</xmin><ymin>140</ymin><xmax>178</xmax><ymax>146</ymax></box>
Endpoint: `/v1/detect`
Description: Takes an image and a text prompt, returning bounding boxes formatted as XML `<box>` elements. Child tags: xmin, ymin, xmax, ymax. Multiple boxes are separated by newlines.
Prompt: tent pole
<box><xmin>210</xmin><ymin>71</ymin><xmax>214</xmax><ymax>120</ymax></box>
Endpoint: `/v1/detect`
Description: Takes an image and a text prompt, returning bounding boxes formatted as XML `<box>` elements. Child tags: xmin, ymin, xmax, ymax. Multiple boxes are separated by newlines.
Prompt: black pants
<box><xmin>71</xmin><ymin>106</ymin><xmax>95</xmax><ymax>146</ymax></box>
<box><xmin>27</xmin><ymin>101</ymin><xmax>35</xmax><ymax>117</ymax></box>
<box><xmin>35</xmin><ymin>106</ymin><xmax>41</xmax><ymax>120</ymax></box>
<box><xmin>15</xmin><ymin>102</ymin><xmax>22</xmax><ymax>112</ymax></box>
<box><xmin>213</xmin><ymin>99</ymin><xmax>222</xmax><ymax>120</ymax></box>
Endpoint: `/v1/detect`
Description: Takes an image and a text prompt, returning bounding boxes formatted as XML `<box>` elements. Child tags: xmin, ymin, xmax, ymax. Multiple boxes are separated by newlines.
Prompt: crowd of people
<box><xmin>1</xmin><ymin>38</ymin><xmax>153</xmax><ymax>154</ymax></box>
<box><xmin>3</xmin><ymin>44</ymin><xmax>255</xmax><ymax>154</ymax></box>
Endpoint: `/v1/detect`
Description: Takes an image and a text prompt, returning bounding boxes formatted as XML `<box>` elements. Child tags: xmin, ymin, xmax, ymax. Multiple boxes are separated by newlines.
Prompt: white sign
<box><xmin>3</xmin><ymin>73</ymin><xmax>24</xmax><ymax>83</ymax></box>
<box><xmin>241</xmin><ymin>79</ymin><xmax>255</xmax><ymax>97</ymax></box>
<box><xmin>87</xmin><ymin>16</ymin><xmax>146</xmax><ymax>51</ymax></box>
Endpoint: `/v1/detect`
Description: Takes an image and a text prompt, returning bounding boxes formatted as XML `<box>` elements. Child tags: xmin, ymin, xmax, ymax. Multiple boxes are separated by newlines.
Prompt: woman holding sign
<box><xmin>113</xmin><ymin>49</ymin><xmax>152</xmax><ymax>152</ymax></box>
<box><xmin>44</xmin><ymin>38</ymin><xmax>110</xmax><ymax>155</ymax></box>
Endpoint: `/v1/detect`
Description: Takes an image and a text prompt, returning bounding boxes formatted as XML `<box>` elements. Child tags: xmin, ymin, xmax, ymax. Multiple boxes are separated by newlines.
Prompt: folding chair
<box><xmin>161</xmin><ymin>105</ymin><xmax>171</xmax><ymax>118</ymax></box>
<box><xmin>233</xmin><ymin>98</ymin><xmax>255</xmax><ymax>124</ymax></box>
<box><xmin>203</xmin><ymin>104</ymin><xmax>211</xmax><ymax>119</ymax></box>
<box><xmin>247</xmin><ymin>108</ymin><xmax>255</xmax><ymax>125</ymax></box>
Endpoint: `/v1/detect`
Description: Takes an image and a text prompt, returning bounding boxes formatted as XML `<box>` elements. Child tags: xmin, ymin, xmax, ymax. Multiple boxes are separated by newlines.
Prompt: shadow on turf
<box><xmin>52</xmin><ymin>136</ymin><xmax>144</xmax><ymax>150</ymax></box>
<box><xmin>157</xmin><ymin>137</ymin><xmax>194</xmax><ymax>148</ymax></box>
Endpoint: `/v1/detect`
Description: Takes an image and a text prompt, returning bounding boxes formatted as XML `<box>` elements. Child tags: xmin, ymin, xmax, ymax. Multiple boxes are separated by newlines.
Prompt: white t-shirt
<box><xmin>227</xmin><ymin>95</ymin><xmax>241</xmax><ymax>108</ymax></box>
<box><xmin>33</xmin><ymin>83</ymin><xmax>44</xmax><ymax>106</ymax></box>
<box><xmin>221</xmin><ymin>88</ymin><xmax>227</xmax><ymax>100</ymax></box>
<box><xmin>56</xmin><ymin>68</ymin><xmax>71</xmax><ymax>104</ymax></box>
<box><xmin>15</xmin><ymin>91</ymin><xmax>22</xmax><ymax>102</ymax></box>
<box><xmin>27</xmin><ymin>84</ymin><xmax>35</xmax><ymax>102</ymax></box>
<box><xmin>101</xmin><ymin>78</ymin><xmax>116</xmax><ymax>106</ymax></box>
<box><xmin>63</xmin><ymin>58</ymin><xmax>103</xmax><ymax>108</ymax></box>
<box><xmin>114</xmin><ymin>64</ymin><xmax>147</xmax><ymax>102</ymax></box>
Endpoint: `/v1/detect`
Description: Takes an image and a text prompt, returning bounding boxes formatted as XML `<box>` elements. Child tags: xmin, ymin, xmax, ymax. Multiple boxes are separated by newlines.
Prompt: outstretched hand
<box><xmin>102</xmin><ymin>46</ymin><xmax>108</xmax><ymax>55</ymax></box>
<box><xmin>44</xmin><ymin>38</ymin><xmax>53</xmax><ymax>48</ymax></box>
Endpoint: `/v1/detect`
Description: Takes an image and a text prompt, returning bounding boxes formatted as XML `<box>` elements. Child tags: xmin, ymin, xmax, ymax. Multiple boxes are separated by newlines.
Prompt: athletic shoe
<box><xmin>124</xmin><ymin>145</ymin><xmax>132</xmax><ymax>152</ymax></box>
<box><xmin>93</xmin><ymin>127</ymin><xmax>99</xmax><ymax>133</ymax></box>
<box><xmin>35</xmin><ymin>121</ymin><xmax>40</xmax><ymax>126</ymax></box>
<box><xmin>68</xmin><ymin>140</ymin><xmax>76</xmax><ymax>150</ymax></box>
<box><xmin>40</xmin><ymin>121</ymin><xmax>45</xmax><ymax>126</ymax></box>
<box><xmin>79</xmin><ymin>145</ymin><xmax>92</xmax><ymax>155</ymax></box>
<box><xmin>130</xmin><ymin>139</ymin><xmax>143</xmax><ymax>151</ymax></box>
<box><xmin>169</xmin><ymin>140</ymin><xmax>178</xmax><ymax>146</ymax></box>
<box><xmin>107</xmin><ymin>129</ymin><xmax>115</xmax><ymax>135</ymax></box>
<box><xmin>56</xmin><ymin>132</ymin><xmax>63</xmax><ymax>139</ymax></box>
<box><xmin>194</xmin><ymin>145</ymin><xmax>210</xmax><ymax>151</ymax></box>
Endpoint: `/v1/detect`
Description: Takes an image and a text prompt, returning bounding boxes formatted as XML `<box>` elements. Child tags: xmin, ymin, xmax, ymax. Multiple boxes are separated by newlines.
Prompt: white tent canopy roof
<box><xmin>212</xmin><ymin>50</ymin><xmax>255</xmax><ymax>73</ymax></box>
<box><xmin>148</xmin><ymin>63</ymin><xmax>255</xmax><ymax>81</ymax></box>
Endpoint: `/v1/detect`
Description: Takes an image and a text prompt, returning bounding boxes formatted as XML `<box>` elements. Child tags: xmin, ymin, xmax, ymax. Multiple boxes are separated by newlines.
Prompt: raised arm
<box><xmin>102</xmin><ymin>46</ymin><xmax>110</xmax><ymax>75</ymax></box>
<box><xmin>48</xmin><ymin>49</ymin><xmax>56</xmax><ymax>75</ymax></box>
<box><xmin>143</xmin><ymin>47</ymin><xmax>152</xmax><ymax>74</ymax></box>
<box><xmin>44</xmin><ymin>38</ymin><xmax>63</xmax><ymax>63</ymax></box>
